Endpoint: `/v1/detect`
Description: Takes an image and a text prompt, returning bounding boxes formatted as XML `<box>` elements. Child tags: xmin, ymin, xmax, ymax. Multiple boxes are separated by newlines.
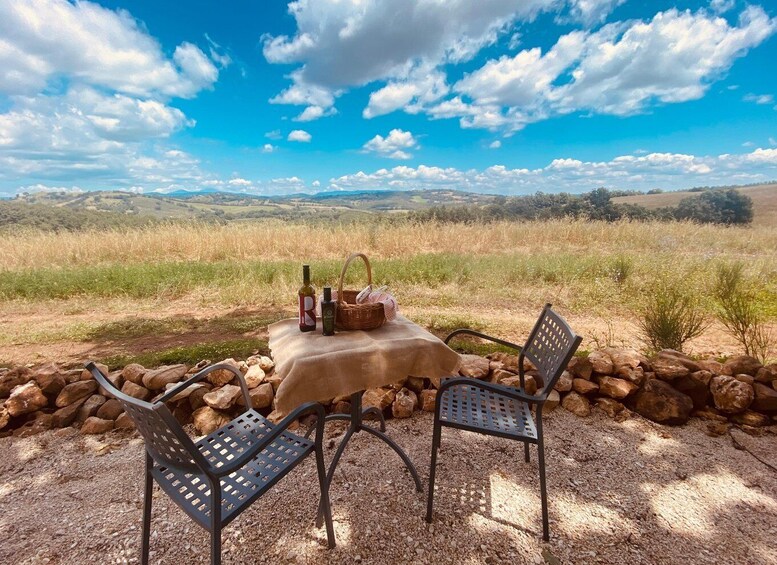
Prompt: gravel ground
<box><xmin>1</xmin><ymin>409</ymin><xmax>776</xmax><ymax>565</ymax></box>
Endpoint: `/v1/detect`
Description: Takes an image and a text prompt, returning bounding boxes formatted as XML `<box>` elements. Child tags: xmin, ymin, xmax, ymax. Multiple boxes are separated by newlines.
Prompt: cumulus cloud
<box><xmin>489</xmin><ymin>140</ymin><xmax>502</xmax><ymax>149</ymax></box>
<box><xmin>362</xmin><ymin>129</ymin><xmax>419</xmax><ymax>159</ymax></box>
<box><xmin>261</xmin><ymin>144</ymin><xmax>276</xmax><ymax>153</ymax></box>
<box><xmin>562</xmin><ymin>0</ymin><xmax>625</xmax><ymax>26</ymax></box>
<box><xmin>0</xmin><ymin>0</ymin><xmax>220</xmax><ymax>98</ymax></box>
<box><xmin>294</xmin><ymin>105</ymin><xmax>337</xmax><ymax>122</ymax></box>
<box><xmin>744</xmin><ymin>93</ymin><xmax>775</xmax><ymax>105</ymax></box>
<box><xmin>288</xmin><ymin>129</ymin><xmax>312</xmax><ymax>142</ymax></box>
<box><xmin>327</xmin><ymin>148</ymin><xmax>777</xmax><ymax>194</ymax></box>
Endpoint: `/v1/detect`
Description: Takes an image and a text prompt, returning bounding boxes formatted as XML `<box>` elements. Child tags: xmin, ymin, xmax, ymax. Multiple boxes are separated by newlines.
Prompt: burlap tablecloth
<box><xmin>270</xmin><ymin>315</ymin><xmax>461</xmax><ymax>414</ymax></box>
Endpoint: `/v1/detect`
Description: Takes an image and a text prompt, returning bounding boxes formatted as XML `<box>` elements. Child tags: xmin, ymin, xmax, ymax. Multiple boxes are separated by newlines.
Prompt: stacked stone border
<box><xmin>1</xmin><ymin>348</ymin><xmax>776</xmax><ymax>439</ymax></box>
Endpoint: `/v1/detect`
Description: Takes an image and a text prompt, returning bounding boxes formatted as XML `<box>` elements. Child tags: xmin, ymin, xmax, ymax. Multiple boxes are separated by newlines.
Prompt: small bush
<box><xmin>713</xmin><ymin>262</ymin><xmax>773</xmax><ymax>362</ymax></box>
<box><xmin>638</xmin><ymin>280</ymin><xmax>708</xmax><ymax>352</ymax></box>
<box><xmin>608</xmin><ymin>255</ymin><xmax>633</xmax><ymax>285</ymax></box>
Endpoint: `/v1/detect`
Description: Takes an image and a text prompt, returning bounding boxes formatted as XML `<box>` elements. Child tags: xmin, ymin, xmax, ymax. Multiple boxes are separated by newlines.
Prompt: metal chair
<box><xmin>86</xmin><ymin>362</ymin><xmax>335</xmax><ymax>565</ymax></box>
<box><xmin>425</xmin><ymin>303</ymin><xmax>582</xmax><ymax>541</ymax></box>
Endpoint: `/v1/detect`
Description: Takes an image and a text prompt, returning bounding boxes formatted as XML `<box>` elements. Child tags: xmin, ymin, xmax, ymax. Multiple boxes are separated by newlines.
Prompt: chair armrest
<box><xmin>444</xmin><ymin>329</ymin><xmax>523</xmax><ymax>352</ymax></box>
<box><xmin>156</xmin><ymin>363</ymin><xmax>251</xmax><ymax>408</ymax></box>
<box><xmin>207</xmin><ymin>402</ymin><xmax>326</xmax><ymax>478</ymax></box>
<box><xmin>437</xmin><ymin>376</ymin><xmax>545</xmax><ymax>405</ymax></box>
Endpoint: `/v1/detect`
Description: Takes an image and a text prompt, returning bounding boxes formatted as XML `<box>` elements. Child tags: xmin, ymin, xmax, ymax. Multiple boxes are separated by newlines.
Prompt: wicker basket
<box><xmin>335</xmin><ymin>253</ymin><xmax>386</xmax><ymax>331</ymax></box>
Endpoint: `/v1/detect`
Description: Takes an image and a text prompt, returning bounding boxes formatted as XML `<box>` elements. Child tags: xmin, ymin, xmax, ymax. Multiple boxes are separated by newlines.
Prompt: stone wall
<box><xmin>1</xmin><ymin>348</ymin><xmax>775</xmax><ymax>438</ymax></box>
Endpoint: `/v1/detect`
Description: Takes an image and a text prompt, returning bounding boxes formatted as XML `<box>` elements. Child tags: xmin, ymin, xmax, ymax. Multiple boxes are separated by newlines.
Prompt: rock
<box><xmin>0</xmin><ymin>367</ymin><xmax>33</xmax><ymax>398</ymax></box>
<box><xmin>595</xmin><ymin>397</ymin><xmax>625</xmax><ymax>418</ymax></box>
<box><xmin>656</xmin><ymin>349</ymin><xmax>702</xmax><ymax>372</ymax></box>
<box><xmin>81</xmin><ymin>362</ymin><xmax>108</xmax><ymax>381</ymax></box>
<box><xmin>561</xmin><ymin>391</ymin><xmax>590</xmax><ymax>417</ymax></box>
<box><xmin>730</xmin><ymin>410</ymin><xmax>771</xmax><ymax>427</ymax></box>
<box><xmin>142</xmin><ymin>364</ymin><xmax>188</xmax><ymax>390</ymax></box>
<box><xmin>265</xmin><ymin>410</ymin><xmax>285</xmax><ymax>424</ymax></box>
<box><xmin>596</xmin><ymin>376</ymin><xmax>638</xmax><ymax>400</ymax></box>
<box><xmin>501</xmin><ymin>375</ymin><xmax>537</xmax><ymax>395</ymax></box>
<box><xmin>114</xmin><ymin>412</ymin><xmax>136</xmax><ymax>429</ymax></box>
<box><xmin>710</xmin><ymin>376</ymin><xmax>754</xmax><ymax>414</ymax></box>
<box><xmin>689</xmin><ymin>370</ymin><xmax>713</xmax><ymax>387</ymax></box>
<box><xmin>672</xmin><ymin>375</ymin><xmax>711</xmax><ymax>411</ymax></box>
<box><xmin>616</xmin><ymin>366</ymin><xmax>646</xmax><ymax>387</ymax></box>
<box><xmin>587</xmin><ymin>351</ymin><xmax>613</xmax><ymax>375</ymax></box>
<box><xmin>333</xmin><ymin>401</ymin><xmax>351</xmax><ymax>414</ymax></box>
<box><xmin>172</xmin><ymin>404</ymin><xmax>193</xmax><ymax>426</ymax></box>
<box><xmin>608</xmin><ymin>348</ymin><xmax>649</xmax><ymax>377</ymax></box>
<box><xmin>14</xmin><ymin>413</ymin><xmax>53</xmax><ymax>437</ymax></box>
<box><xmin>33</xmin><ymin>363</ymin><xmax>65</xmax><ymax>395</ymax></box>
<box><xmin>203</xmin><ymin>384</ymin><xmax>242</xmax><ymax>410</ymax></box>
<box><xmin>81</xmin><ymin>417</ymin><xmax>114</xmax><ymax>434</ymax></box>
<box><xmin>363</xmin><ymin>387</ymin><xmax>396</xmax><ymax>412</ymax></box>
<box><xmin>63</xmin><ymin>369</ymin><xmax>84</xmax><ymax>384</ymax></box>
<box><xmin>237</xmin><ymin>383</ymin><xmax>274</xmax><ymax>410</ymax></box>
<box><xmin>96</xmin><ymin>398</ymin><xmax>123</xmax><ymax>420</ymax></box>
<box><xmin>705</xmin><ymin>421</ymin><xmax>729</xmax><ymax>437</ymax></box>
<box><xmin>258</xmin><ymin>356</ymin><xmax>275</xmax><ymax>372</ymax></box>
<box><xmin>97</xmin><ymin>370</ymin><xmax>123</xmax><ymax>398</ymax></box>
<box><xmin>697</xmin><ymin>358</ymin><xmax>724</xmax><ymax>375</ymax></box>
<box><xmin>6</xmin><ymin>382</ymin><xmax>49</xmax><ymax>417</ymax></box>
<box><xmin>121</xmin><ymin>381</ymin><xmax>151</xmax><ymax>401</ymax></box>
<box><xmin>693</xmin><ymin>407</ymin><xmax>728</xmax><ymax>422</ymax></box>
<box><xmin>406</xmin><ymin>376</ymin><xmax>425</xmax><ymax>394</ymax></box>
<box><xmin>751</xmin><ymin>382</ymin><xmax>777</xmax><ymax>412</ymax></box>
<box><xmin>722</xmin><ymin>355</ymin><xmax>762</xmax><ymax>377</ymax></box>
<box><xmin>56</xmin><ymin>380</ymin><xmax>98</xmax><ymax>407</ymax></box>
<box><xmin>207</xmin><ymin>359</ymin><xmax>242</xmax><ymax>386</ymax></box>
<box><xmin>420</xmin><ymin>389</ymin><xmax>437</xmax><ymax>412</ymax></box>
<box><xmin>121</xmin><ymin>363</ymin><xmax>146</xmax><ymax>385</ymax></box>
<box><xmin>567</xmin><ymin>356</ymin><xmax>593</xmax><ymax>380</ymax></box>
<box><xmin>0</xmin><ymin>407</ymin><xmax>9</xmax><ymax>430</ymax></box>
<box><xmin>755</xmin><ymin>364</ymin><xmax>777</xmax><ymax>383</ymax></box>
<box><xmin>392</xmin><ymin>388</ymin><xmax>418</xmax><ymax>418</ymax></box>
<box><xmin>51</xmin><ymin>397</ymin><xmax>89</xmax><ymax>427</ymax></box>
<box><xmin>166</xmin><ymin>382</ymin><xmax>207</xmax><ymax>403</ymax></box>
<box><xmin>76</xmin><ymin>394</ymin><xmax>106</xmax><ymax>423</ymax></box>
<box><xmin>631</xmin><ymin>379</ymin><xmax>693</xmax><ymax>425</ymax></box>
<box><xmin>544</xmin><ymin>390</ymin><xmax>560</xmax><ymax>412</ymax></box>
<box><xmin>554</xmin><ymin>371</ymin><xmax>573</xmax><ymax>393</ymax></box>
<box><xmin>735</xmin><ymin>374</ymin><xmax>754</xmax><ymax>386</ymax></box>
<box><xmin>572</xmin><ymin>378</ymin><xmax>599</xmax><ymax>396</ymax></box>
<box><xmin>458</xmin><ymin>355</ymin><xmax>490</xmax><ymax>379</ymax></box>
<box><xmin>652</xmin><ymin>358</ymin><xmax>689</xmax><ymax>381</ymax></box>
<box><xmin>244</xmin><ymin>365</ymin><xmax>266</xmax><ymax>388</ymax></box>
<box><xmin>265</xmin><ymin>373</ymin><xmax>283</xmax><ymax>393</ymax></box>
<box><xmin>189</xmin><ymin>386</ymin><xmax>210</xmax><ymax>410</ymax></box>
<box><xmin>192</xmin><ymin>406</ymin><xmax>230</xmax><ymax>435</ymax></box>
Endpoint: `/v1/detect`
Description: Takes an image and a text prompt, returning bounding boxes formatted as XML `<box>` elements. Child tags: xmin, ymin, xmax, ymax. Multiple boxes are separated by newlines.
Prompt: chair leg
<box><xmin>141</xmin><ymin>454</ymin><xmax>153</xmax><ymax>565</ymax></box>
<box><xmin>537</xmin><ymin>437</ymin><xmax>550</xmax><ymax>541</ymax></box>
<box><xmin>524</xmin><ymin>442</ymin><xmax>530</xmax><ymax>463</ymax></box>
<box><xmin>210</xmin><ymin>481</ymin><xmax>222</xmax><ymax>565</ymax></box>
<box><xmin>315</xmin><ymin>441</ymin><xmax>336</xmax><ymax>548</ymax></box>
<box><xmin>425</xmin><ymin>422</ymin><xmax>441</xmax><ymax>523</ymax></box>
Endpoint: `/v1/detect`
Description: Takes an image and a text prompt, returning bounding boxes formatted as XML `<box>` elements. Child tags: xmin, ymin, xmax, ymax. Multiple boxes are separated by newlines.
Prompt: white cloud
<box><xmin>0</xmin><ymin>0</ymin><xmax>219</xmax><ymax>98</ymax></box>
<box><xmin>363</xmin><ymin>68</ymin><xmax>449</xmax><ymax>118</ymax></box>
<box><xmin>744</xmin><ymin>93</ymin><xmax>775</xmax><ymax>105</ymax></box>
<box><xmin>769</xmin><ymin>137</ymin><xmax>777</xmax><ymax>147</ymax></box>
<box><xmin>294</xmin><ymin>105</ymin><xmax>337</xmax><ymax>122</ymax></box>
<box><xmin>265</xmin><ymin>130</ymin><xmax>282</xmax><ymax>140</ymax></box>
<box><xmin>288</xmin><ymin>129</ymin><xmax>312</xmax><ymax>143</ymax></box>
<box><xmin>711</xmin><ymin>0</ymin><xmax>735</xmax><ymax>15</ymax></box>
<box><xmin>564</xmin><ymin>0</ymin><xmax>625</xmax><ymax>26</ymax></box>
<box><xmin>429</xmin><ymin>6</ymin><xmax>777</xmax><ymax>133</ymax></box>
<box><xmin>261</xmin><ymin>144</ymin><xmax>276</xmax><ymax>153</ymax></box>
<box><xmin>489</xmin><ymin>140</ymin><xmax>502</xmax><ymax>149</ymax></box>
<box><xmin>362</xmin><ymin>129</ymin><xmax>419</xmax><ymax>159</ymax></box>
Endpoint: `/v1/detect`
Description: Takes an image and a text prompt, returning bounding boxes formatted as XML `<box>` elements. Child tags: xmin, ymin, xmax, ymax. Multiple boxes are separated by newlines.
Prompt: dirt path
<box><xmin>1</xmin><ymin>410</ymin><xmax>775</xmax><ymax>564</ymax></box>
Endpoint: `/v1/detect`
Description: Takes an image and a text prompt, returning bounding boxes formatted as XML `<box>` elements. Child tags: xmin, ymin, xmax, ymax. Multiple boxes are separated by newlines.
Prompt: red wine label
<box><xmin>299</xmin><ymin>295</ymin><xmax>316</xmax><ymax>328</ymax></box>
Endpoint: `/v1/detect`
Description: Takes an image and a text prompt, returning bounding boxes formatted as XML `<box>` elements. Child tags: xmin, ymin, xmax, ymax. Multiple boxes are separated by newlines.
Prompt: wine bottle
<box><xmin>298</xmin><ymin>265</ymin><xmax>316</xmax><ymax>332</ymax></box>
<box><xmin>321</xmin><ymin>286</ymin><xmax>336</xmax><ymax>336</ymax></box>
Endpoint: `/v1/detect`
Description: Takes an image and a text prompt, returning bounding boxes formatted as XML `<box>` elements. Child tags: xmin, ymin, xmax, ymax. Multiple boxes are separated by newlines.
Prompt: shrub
<box><xmin>638</xmin><ymin>279</ymin><xmax>708</xmax><ymax>352</ymax></box>
<box><xmin>713</xmin><ymin>262</ymin><xmax>773</xmax><ymax>362</ymax></box>
<box><xmin>674</xmin><ymin>189</ymin><xmax>753</xmax><ymax>224</ymax></box>
<box><xmin>608</xmin><ymin>255</ymin><xmax>633</xmax><ymax>285</ymax></box>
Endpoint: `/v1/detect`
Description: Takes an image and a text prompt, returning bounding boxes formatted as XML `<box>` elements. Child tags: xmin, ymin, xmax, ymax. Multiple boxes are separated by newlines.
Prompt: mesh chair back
<box><xmin>87</xmin><ymin>363</ymin><xmax>204</xmax><ymax>473</ymax></box>
<box><xmin>519</xmin><ymin>304</ymin><xmax>582</xmax><ymax>398</ymax></box>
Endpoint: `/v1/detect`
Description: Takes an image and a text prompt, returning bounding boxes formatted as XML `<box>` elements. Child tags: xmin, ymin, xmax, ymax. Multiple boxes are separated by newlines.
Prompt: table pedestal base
<box><xmin>311</xmin><ymin>391</ymin><xmax>423</xmax><ymax>526</ymax></box>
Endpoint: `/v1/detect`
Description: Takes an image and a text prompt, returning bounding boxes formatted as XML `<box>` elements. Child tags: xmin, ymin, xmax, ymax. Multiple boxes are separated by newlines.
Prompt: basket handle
<box><xmin>337</xmin><ymin>253</ymin><xmax>373</xmax><ymax>304</ymax></box>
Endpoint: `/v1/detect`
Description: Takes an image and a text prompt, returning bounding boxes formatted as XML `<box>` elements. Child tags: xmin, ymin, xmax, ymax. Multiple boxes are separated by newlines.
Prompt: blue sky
<box><xmin>1</xmin><ymin>0</ymin><xmax>777</xmax><ymax>196</ymax></box>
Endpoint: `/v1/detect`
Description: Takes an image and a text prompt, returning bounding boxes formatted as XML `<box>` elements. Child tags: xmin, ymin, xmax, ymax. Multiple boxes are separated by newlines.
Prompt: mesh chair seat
<box><xmin>438</xmin><ymin>382</ymin><xmax>537</xmax><ymax>441</ymax></box>
<box><xmin>152</xmin><ymin>409</ymin><xmax>314</xmax><ymax>529</ymax></box>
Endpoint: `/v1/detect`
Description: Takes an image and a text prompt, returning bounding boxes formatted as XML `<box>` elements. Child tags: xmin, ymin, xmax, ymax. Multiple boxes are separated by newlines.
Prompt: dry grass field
<box><xmin>0</xmin><ymin>216</ymin><xmax>777</xmax><ymax>364</ymax></box>
<box><xmin>1</xmin><ymin>218</ymin><xmax>776</xmax><ymax>367</ymax></box>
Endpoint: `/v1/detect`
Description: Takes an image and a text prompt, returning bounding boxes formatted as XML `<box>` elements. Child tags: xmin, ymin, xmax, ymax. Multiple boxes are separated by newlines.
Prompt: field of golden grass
<box><xmin>1</xmin><ymin>218</ymin><xmax>775</xmax><ymax>366</ymax></box>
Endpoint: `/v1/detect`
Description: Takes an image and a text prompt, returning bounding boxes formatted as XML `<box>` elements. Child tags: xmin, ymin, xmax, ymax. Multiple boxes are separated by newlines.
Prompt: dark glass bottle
<box><xmin>298</xmin><ymin>265</ymin><xmax>316</xmax><ymax>332</ymax></box>
<box><xmin>321</xmin><ymin>286</ymin><xmax>336</xmax><ymax>336</ymax></box>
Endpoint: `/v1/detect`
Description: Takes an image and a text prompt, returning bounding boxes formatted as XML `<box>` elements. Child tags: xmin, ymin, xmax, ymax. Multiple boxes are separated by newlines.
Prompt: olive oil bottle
<box><xmin>321</xmin><ymin>287</ymin><xmax>336</xmax><ymax>336</ymax></box>
<box><xmin>298</xmin><ymin>265</ymin><xmax>316</xmax><ymax>332</ymax></box>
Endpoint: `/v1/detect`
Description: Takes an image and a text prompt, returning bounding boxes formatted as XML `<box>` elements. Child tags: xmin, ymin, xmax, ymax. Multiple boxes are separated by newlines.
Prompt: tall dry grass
<box><xmin>2</xmin><ymin>219</ymin><xmax>777</xmax><ymax>270</ymax></box>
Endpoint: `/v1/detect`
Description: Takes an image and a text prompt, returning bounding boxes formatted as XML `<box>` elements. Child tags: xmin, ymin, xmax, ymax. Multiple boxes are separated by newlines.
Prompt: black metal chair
<box><xmin>425</xmin><ymin>303</ymin><xmax>582</xmax><ymax>541</ymax></box>
<box><xmin>86</xmin><ymin>362</ymin><xmax>335</xmax><ymax>565</ymax></box>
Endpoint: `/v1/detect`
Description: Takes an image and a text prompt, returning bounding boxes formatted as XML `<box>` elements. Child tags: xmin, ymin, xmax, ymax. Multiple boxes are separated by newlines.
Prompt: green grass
<box><xmin>101</xmin><ymin>338</ymin><xmax>268</xmax><ymax>370</ymax></box>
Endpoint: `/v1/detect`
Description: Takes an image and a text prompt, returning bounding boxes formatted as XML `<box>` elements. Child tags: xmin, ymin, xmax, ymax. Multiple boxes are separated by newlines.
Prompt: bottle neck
<box><xmin>303</xmin><ymin>265</ymin><xmax>310</xmax><ymax>285</ymax></box>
